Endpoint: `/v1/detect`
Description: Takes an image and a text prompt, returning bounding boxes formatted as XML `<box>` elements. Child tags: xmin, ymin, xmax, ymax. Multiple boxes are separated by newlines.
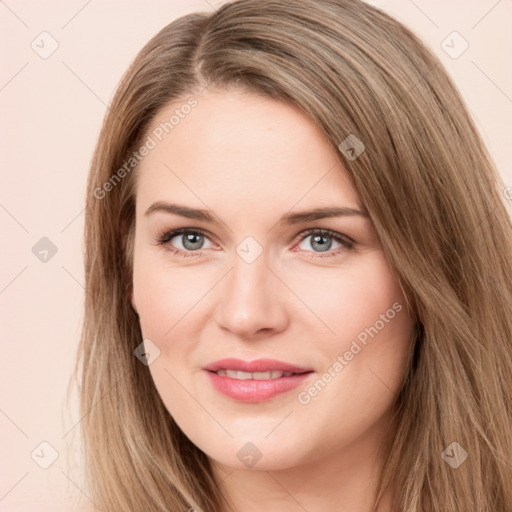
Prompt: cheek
<box><xmin>132</xmin><ymin>258</ymin><xmax>210</xmax><ymax>419</ymax></box>
<box><xmin>290</xmin><ymin>257</ymin><xmax>414</xmax><ymax>453</ymax></box>
<box><xmin>132</xmin><ymin>250</ymin><xmax>218</xmax><ymax>344</ymax></box>
<box><xmin>292</xmin><ymin>252</ymin><xmax>415</xmax><ymax>406</ymax></box>
<box><xmin>290</xmin><ymin>252</ymin><xmax>408</xmax><ymax>346</ymax></box>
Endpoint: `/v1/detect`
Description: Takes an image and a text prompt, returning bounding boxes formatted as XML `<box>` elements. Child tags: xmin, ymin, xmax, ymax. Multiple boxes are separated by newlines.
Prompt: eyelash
<box><xmin>154</xmin><ymin>227</ymin><xmax>354</xmax><ymax>259</ymax></box>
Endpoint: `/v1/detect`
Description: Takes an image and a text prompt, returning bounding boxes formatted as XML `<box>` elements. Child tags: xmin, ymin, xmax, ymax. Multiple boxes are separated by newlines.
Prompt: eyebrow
<box><xmin>144</xmin><ymin>201</ymin><xmax>369</xmax><ymax>225</ymax></box>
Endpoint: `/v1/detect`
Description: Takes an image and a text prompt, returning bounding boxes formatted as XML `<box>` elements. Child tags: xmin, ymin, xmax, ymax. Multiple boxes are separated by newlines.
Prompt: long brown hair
<box><xmin>71</xmin><ymin>0</ymin><xmax>512</xmax><ymax>510</ymax></box>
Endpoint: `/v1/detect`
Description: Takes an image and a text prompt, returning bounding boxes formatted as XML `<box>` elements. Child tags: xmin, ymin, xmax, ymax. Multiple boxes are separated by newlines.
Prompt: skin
<box><xmin>130</xmin><ymin>88</ymin><xmax>416</xmax><ymax>511</ymax></box>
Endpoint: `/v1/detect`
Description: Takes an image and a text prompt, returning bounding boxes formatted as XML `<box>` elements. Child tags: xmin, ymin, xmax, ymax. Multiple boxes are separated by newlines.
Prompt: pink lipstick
<box><xmin>203</xmin><ymin>358</ymin><xmax>314</xmax><ymax>402</ymax></box>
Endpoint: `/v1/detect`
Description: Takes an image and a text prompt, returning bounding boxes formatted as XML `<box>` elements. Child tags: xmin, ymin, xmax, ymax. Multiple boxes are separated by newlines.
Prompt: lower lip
<box><xmin>204</xmin><ymin>370</ymin><xmax>313</xmax><ymax>402</ymax></box>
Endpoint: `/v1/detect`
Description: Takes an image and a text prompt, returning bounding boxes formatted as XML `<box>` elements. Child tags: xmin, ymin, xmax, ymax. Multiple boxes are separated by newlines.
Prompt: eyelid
<box><xmin>291</xmin><ymin>228</ymin><xmax>354</xmax><ymax>247</ymax></box>
<box><xmin>155</xmin><ymin>227</ymin><xmax>218</xmax><ymax>252</ymax></box>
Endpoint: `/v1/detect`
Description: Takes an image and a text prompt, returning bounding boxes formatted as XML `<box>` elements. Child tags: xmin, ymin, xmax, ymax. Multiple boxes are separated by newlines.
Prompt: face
<box><xmin>130</xmin><ymin>88</ymin><xmax>416</xmax><ymax>472</ymax></box>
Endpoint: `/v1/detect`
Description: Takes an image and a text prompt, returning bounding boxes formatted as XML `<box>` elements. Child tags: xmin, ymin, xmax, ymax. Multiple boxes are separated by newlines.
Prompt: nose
<box><xmin>213</xmin><ymin>251</ymin><xmax>289</xmax><ymax>340</ymax></box>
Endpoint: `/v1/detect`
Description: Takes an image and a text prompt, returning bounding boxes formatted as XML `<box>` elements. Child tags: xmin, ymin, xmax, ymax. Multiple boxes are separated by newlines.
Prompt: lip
<box><xmin>203</xmin><ymin>358</ymin><xmax>312</xmax><ymax>373</ymax></box>
<box><xmin>203</xmin><ymin>358</ymin><xmax>314</xmax><ymax>402</ymax></box>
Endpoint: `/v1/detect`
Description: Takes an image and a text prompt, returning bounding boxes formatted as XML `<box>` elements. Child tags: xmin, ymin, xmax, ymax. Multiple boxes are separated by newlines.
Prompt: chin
<box><xmin>198</xmin><ymin>435</ymin><xmax>312</xmax><ymax>472</ymax></box>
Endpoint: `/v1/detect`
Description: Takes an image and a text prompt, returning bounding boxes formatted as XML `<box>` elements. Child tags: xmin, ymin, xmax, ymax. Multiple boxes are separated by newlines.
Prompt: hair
<box><xmin>70</xmin><ymin>0</ymin><xmax>512</xmax><ymax>510</ymax></box>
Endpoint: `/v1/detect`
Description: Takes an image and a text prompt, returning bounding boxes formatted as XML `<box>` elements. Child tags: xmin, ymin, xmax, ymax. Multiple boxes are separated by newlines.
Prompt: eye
<box><xmin>294</xmin><ymin>228</ymin><xmax>354</xmax><ymax>257</ymax></box>
<box><xmin>156</xmin><ymin>228</ymin><xmax>214</xmax><ymax>257</ymax></box>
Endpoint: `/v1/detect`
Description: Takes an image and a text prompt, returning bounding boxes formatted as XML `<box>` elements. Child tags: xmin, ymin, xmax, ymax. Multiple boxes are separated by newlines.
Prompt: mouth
<box><xmin>203</xmin><ymin>358</ymin><xmax>314</xmax><ymax>402</ymax></box>
<box><xmin>211</xmin><ymin>369</ymin><xmax>309</xmax><ymax>380</ymax></box>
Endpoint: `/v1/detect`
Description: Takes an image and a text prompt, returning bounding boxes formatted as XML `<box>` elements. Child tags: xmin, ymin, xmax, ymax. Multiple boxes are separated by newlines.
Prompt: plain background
<box><xmin>1</xmin><ymin>0</ymin><xmax>511</xmax><ymax>509</ymax></box>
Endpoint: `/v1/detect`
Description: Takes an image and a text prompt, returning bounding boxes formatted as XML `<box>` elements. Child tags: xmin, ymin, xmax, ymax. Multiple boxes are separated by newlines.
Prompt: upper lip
<box><xmin>203</xmin><ymin>358</ymin><xmax>312</xmax><ymax>374</ymax></box>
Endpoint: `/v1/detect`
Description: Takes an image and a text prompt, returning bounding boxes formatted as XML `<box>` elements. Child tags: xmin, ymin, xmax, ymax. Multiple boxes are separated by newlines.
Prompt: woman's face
<box><xmin>131</xmin><ymin>88</ymin><xmax>416</xmax><ymax>472</ymax></box>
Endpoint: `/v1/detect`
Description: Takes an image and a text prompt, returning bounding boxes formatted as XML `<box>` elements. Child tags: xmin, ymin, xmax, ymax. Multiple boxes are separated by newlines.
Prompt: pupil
<box><xmin>183</xmin><ymin>233</ymin><xmax>203</xmax><ymax>250</ymax></box>
<box><xmin>312</xmin><ymin>234</ymin><xmax>332</xmax><ymax>252</ymax></box>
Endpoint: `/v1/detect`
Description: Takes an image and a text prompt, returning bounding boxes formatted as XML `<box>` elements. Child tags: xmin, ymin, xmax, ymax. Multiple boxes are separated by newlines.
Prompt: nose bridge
<box><xmin>214</xmin><ymin>247</ymin><xmax>287</xmax><ymax>337</ymax></box>
<box><xmin>231</xmin><ymin>251</ymin><xmax>268</xmax><ymax>302</ymax></box>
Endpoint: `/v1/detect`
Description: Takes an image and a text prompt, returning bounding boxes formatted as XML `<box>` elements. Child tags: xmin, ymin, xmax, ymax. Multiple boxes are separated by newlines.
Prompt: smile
<box><xmin>205</xmin><ymin>368</ymin><xmax>313</xmax><ymax>402</ymax></box>
<box><xmin>214</xmin><ymin>369</ymin><xmax>297</xmax><ymax>379</ymax></box>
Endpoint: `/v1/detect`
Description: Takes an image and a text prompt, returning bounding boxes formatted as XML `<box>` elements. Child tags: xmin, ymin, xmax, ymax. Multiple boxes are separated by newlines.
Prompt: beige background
<box><xmin>1</xmin><ymin>0</ymin><xmax>511</xmax><ymax>510</ymax></box>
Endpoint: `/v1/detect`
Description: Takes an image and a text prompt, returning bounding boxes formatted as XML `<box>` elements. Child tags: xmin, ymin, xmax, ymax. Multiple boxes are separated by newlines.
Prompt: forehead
<box><xmin>135</xmin><ymin>89</ymin><xmax>362</xmax><ymax>217</ymax></box>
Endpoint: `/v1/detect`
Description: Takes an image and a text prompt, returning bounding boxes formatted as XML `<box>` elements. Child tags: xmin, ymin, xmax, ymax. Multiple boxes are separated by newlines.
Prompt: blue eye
<box><xmin>156</xmin><ymin>228</ymin><xmax>213</xmax><ymax>257</ymax></box>
<box><xmin>295</xmin><ymin>229</ymin><xmax>354</xmax><ymax>257</ymax></box>
<box><xmin>155</xmin><ymin>228</ymin><xmax>354</xmax><ymax>258</ymax></box>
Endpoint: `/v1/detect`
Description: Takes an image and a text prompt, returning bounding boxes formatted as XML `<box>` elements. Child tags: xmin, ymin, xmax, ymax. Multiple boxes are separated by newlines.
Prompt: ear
<box><xmin>131</xmin><ymin>287</ymin><xmax>138</xmax><ymax>315</ymax></box>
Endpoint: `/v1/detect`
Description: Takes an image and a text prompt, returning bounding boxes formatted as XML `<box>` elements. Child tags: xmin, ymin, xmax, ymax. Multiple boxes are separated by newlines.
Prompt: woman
<box><xmin>73</xmin><ymin>0</ymin><xmax>512</xmax><ymax>510</ymax></box>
